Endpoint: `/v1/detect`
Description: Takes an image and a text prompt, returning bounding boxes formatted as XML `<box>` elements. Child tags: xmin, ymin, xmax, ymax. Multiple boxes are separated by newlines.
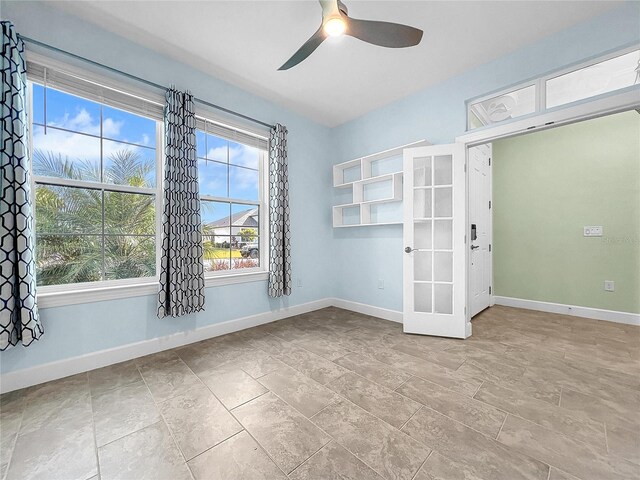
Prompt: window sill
<box><xmin>38</xmin><ymin>271</ymin><xmax>269</xmax><ymax>309</ymax></box>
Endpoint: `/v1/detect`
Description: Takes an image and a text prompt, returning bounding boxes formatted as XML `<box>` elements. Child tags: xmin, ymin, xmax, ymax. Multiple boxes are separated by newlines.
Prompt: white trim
<box><xmin>38</xmin><ymin>271</ymin><xmax>270</xmax><ymax>309</ymax></box>
<box><xmin>330</xmin><ymin>298</ymin><xmax>403</xmax><ymax>323</ymax></box>
<box><xmin>0</xmin><ymin>298</ymin><xmax>333</xmax><ymax>394</ymax></box>
<box><xmin>493</xmin><ymin>296</ymin><xmax>640</xmax><ymax>326</ymax></box>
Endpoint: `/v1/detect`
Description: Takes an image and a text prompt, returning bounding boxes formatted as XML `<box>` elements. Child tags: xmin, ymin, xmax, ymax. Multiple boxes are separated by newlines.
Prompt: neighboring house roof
<box><xmin>205</xmin><ymin>207</ymin><xmax>258</xmax><ymax>229</ymax></box>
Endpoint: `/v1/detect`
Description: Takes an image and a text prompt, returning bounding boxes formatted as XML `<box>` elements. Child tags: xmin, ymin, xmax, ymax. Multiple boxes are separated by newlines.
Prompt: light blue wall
<box><xmin>0</xmin><ymin>1</ymin><xmax>334</xmax><ymax>374</ymax></box>
<box><xmin>330</xmin><ymin>2</ymin><xmax>640</xmax><ymax>312</ymax></box>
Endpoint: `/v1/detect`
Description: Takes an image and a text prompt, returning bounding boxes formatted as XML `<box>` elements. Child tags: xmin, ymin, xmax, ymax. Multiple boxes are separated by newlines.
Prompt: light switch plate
<box><xmin>604</xmin><ymin>280</ymin><xmax>615</xmax><ymax>292</ymax></box>
<box><xmin>584</xmin><ymin>226</ymin><xmax>603</xmax><ymax>237</ymax></box>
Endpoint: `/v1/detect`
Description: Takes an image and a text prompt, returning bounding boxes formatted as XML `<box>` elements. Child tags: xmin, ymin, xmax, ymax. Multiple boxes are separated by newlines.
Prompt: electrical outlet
<box><xmin>378</xmin><ymin>279</ymin><xmax>384</xmax><ymax>290</ymax></box>
<box><xmin>297</xmin><ymin>278</ymin><xmax>303</xmax><ymax>288</ymax></box>
<box><xmin>584</xmin><ymin>226</ymin><xmax>603</xmax><ymax>237</ymax></box>
<box><xmin>604</xmin><ymin>280</ymin><xmax>615</xmax><ymax>292</ymax></box>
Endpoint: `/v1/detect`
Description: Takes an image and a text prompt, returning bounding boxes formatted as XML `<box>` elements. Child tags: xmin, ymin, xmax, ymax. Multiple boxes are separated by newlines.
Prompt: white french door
<box><xmin>402</xmin><ymin>144</ymin><xmax>470</xmax><ymax>338</ymax></box>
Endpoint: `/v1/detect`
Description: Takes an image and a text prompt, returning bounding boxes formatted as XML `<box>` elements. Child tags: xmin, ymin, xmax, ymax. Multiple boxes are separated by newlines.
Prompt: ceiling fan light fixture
<box><xmin>324</xmin><ymin>17</ymin><xmax>346</xmax><ymax>37</ymax></box>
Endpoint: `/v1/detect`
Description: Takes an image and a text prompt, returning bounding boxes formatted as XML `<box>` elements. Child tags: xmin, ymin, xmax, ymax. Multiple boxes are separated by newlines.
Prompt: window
<box><xmin>29</xmin><ymin>82</ymin><xmax>161</xmax><ymax>287</ymax></box>
<box><xmin>196</xmin><ymin>124</ymin><xmax>267</xmax><ymax>274</ymax></box>
<box><xmin>468</xmin><ymin>84</ymin><xmax>536</xmax><ymax>129</ymax></box>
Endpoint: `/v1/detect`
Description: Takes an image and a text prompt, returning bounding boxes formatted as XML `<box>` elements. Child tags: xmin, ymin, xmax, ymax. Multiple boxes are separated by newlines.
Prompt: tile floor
<box><xmin>1</xmin><ymin>305</ymin><xmax>639</xmax><ymax>480</ymax></box>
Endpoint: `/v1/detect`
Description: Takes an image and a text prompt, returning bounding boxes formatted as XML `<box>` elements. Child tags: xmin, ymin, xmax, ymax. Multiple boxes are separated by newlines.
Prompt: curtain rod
<box><xmin>19</xmin><ymin>35</ymin><xmax>275</xmax><ymax>130</ymax></box>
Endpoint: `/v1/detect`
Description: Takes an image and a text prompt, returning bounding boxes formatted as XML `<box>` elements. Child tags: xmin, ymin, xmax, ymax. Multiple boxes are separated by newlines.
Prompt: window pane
<box><xmin>32</xmin><ymin>125</ymin><xmax>101</xmax><ymax>181</ymax></box>
<box><xmin>202</xmin><ymin>201</ymin><xmax>231</xmax><ymax>237</ymax></box>
<box><xmin>229</xmin><ymin>141</ymin><xmax>259</xmax><ymax>170</ymax></box>
<box><xmin>35</xmin><ymin>184</ymin><xmax>102</xmax><ymax>234</ymax></box>
<box><xmin>32</xmin><ymin>83</ymin><xmax>44</xmax><ymax>125</ymax></box>
<box><xmin>104</xmin><ymin>235</ymin><xmax>155</xmax><ymax>280</ymax></box>
<box><xmin>203</xmin><ymin>235</ymin><xmax>231</xmax><ymax>272</ymax></box>
<box><xmin>104</xmin><ymin>191</ymin><xmax>155</xmax><ymax>235</ymax></box>
<box><xmin>546</xmin><ymin>50</ymin><xmax>640</xmax><ymax>109</ymax></box>
<box><xmin>45</xmin><ymin>87</ymin><xmax>101</xmax><ymax>135</ymax></box>
<box><xmin>205</xmin><ymin>134</ymin><xmax>228</xmax><ymax>163</ymax></box>
<box><xmin>102</xmin><ymin>105</ymin><xmax>156</xmax><ymax>148</ymax></box>
<box><xmin>36</xmin><ymin>234</ymin><xmax>102</xmax><ymax>286</ymax></box>
<box><xmin>199</xmin><ymin>160</ymin><xmax>228</xmax><ymax>198</ymax></box>
<box><xmin>103</xmin><ymin>139</ymin><xmax>156</xmax><ymax>187</ymax></box>
<box><xmin>196</xmin><ymin>130</ymin><xmax>207</xmax><ymax>158</ymax></box>
<box><xmin>231</xmin><ymin>204</ymin><xmax>259</xmax><ymax>227</ymax></box>
<box><xmin>229</xmin><ymin>165</ymin><xmax>259</xmax><ymax>201</ymax></box>
<box><xmin>468</xmin><ymin>84</ymin><xmax>536</xmax><ymax>128</ymax></box>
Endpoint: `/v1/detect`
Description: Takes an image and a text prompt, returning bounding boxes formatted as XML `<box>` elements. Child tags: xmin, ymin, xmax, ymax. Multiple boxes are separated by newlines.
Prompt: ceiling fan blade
<box><xmin>319</xmin><ymin>0</ymin><xmax>339</xmax><ymax>19</ymax></box>
<box><xmin>345</xmin><ymin>17</ymin><xmax>423</xmax><ymax>48</ymax></box>
<box><xmin>278</xmin><ymin>26</ymin><xmax>328</xmax><ymax>71</ymax></box>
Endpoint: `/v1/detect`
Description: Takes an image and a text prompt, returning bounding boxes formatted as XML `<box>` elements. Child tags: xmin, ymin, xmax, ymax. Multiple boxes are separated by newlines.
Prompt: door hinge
<box><xmin>489</xmin><ymin>244</ymin><xmax>492</xmax><ymax>252</ymax></box>
<box><xmin>489</xmin><ymin>200</ymin><xmax>492</xmax><ymax>209</ymax></box>
<box><xmin>488</xmin><ymin>157</ymin><xmax>491</xmax><ymax>166</ymax></box>
<box><xmin>489</xmin><ymin>286</ymin><xmax>492</xmax><ymax>294</ymax></box>
<box><xmin>464</xmin><ymin>234</ymin><xmax>467</xmax><ymax>244</ymax></box>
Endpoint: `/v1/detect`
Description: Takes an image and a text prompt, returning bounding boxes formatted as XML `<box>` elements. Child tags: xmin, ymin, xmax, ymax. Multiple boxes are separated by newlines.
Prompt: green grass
<box><xmin>204</xmin><ymin>248</ymin><xmax>243</xmax><ymax>259</ymax></box>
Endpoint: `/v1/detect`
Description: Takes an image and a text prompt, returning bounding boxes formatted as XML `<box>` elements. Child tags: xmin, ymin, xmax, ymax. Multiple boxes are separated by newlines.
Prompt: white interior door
<box><xmin>403</xmin><ymin>144</ymin><xmax>470</xmax><ymax>338</ymax></box>
<box><xmin>469</xmin><ymin>144</ymin><xmax>492</xmax><ymax>317</ymax></box>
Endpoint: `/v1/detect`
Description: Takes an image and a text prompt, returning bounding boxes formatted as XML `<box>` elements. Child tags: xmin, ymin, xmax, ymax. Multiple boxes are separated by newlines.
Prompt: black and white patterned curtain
<box><xmin>0</xmin><ymin>21</ymin><xmax>44</xmax><ymax>349</ymax></box>
<box><xmin>157</xmin><ymin>88</ymin><xmax>205</xmax><ymax>318</ymax></box>
<box><xmin>268</xmin><ymin>124</ymin><xmax>292</xmax><ymax>297</ymax></box>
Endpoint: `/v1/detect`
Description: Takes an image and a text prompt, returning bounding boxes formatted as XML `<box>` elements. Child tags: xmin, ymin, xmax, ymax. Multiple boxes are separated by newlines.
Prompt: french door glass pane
<box><xmin>414</xmin><ymin>188</ymin><xmax>432</xmax><ymax>219</ymax></box>
<box><xmin>414</xmin><ymin>221</ymin><xmax>432</xmax><ymax>250</ymax></box>
<box><xmin>414</xmin><ymin>283</ymin><xmax>432</xmax><ymax>313</ymax></box>
<box><xmin>434</xmin><ymin>251</ymin><xmax>453</xmax><ymax>282</ymax></box>
<box><xmin>434</xmin><ymin>283</ymin><xmax>453</xmax><ymax>314</ymax></box>
<box><xmin>434</xmin><ymin>219</ymin><xmax>452</xmax><ymax>249</ymax></box>
<box><xmin>414</xmin><ymin>252</ymin><xmax>432</xmax><ymax>281</ymax></box>
<box><xmin>434</xmin><ymin>188</ymin><xmax>452</xmax><ymax>217</ymax></box>
<box><xmin>434</xmin><ymin>155</ymin><xmax>452</xmax><ymax>185</ymax></box>
<box><xmin>413</xmin><ymin>156</ymin><xmax>432</xmax><ymax>187</ymax></box>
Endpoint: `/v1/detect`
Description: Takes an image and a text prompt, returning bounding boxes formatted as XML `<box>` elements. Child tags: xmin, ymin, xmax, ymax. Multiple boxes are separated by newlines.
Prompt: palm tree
<box><xmin>34</xmin><ymin>149</ymin><xmax>156</xmax><ymax>286</ymax></box>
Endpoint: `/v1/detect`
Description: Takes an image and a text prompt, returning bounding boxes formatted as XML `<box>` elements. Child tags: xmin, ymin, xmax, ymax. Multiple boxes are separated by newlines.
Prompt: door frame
<box><xmin>455</xmin><ymin>89</ymin><xmax>640</xmax><ymax>325</ymax></box>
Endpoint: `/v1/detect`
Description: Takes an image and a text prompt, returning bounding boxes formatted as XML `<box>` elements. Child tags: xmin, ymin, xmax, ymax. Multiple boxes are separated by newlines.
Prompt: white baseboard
<box><xmin>0</xmin><ymin>298</ymin><xmax>333</xmax><ymax>394</ymax></box>
<box><xmin>330</xmin><ymin>298</ymin><xmax>403</xmax><ymax>323</ymax></box>
<box><xmin>493</xmin><ymin>296</ymin><xmax>640</xmax><ymax>326</ymax></box>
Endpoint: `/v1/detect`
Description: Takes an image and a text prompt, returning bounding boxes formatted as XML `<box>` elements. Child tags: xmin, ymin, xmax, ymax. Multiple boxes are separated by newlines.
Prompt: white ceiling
<box><xmin>47</xmin><ymin>1</ymin><xmax>619</xmax><ymax>126</ymax></box>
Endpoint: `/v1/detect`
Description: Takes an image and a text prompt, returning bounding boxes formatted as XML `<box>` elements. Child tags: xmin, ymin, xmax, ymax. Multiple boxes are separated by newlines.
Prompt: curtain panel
<box><xmin>0</xmin><ymin>21</ymin><xmax>44</xmax><ymax>350</ymax></box>
<box><xmin>267</xmin><ymin>123</ymin><xmax>292</xmax><ymax>297</ymax></box>
<box><xmin>157</xmin><ymin>88</ymin><xmax>205</xmax><ymax>318</ymax></box>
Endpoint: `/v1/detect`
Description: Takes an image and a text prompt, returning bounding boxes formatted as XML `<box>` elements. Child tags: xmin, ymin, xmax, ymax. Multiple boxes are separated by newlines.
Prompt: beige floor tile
<box><xmin>548</xmin><ymin>467</ymin><xmax>581</xmax><ymax>480</ymax></box>
<box><xmin>293</xmin><ymin>336</ymin><xmax>353</xmax><ymax>361</ymax></box>
<box><xmin>560</xmin><ymin>387</ymin><xmax>640</xmax><ymax>431</ymax></box>
<box><xmin>312</xmin><ymin>399</ymin><xmax>430</xmax><ymax>480</ymax></box>
<box><xmin>606</xmin><ymin>424</ymin><xmax>640</xmax><ymax>465</ymax></box>
<box><xmin>0</xmin><ymin>390</ymin><xmax>24</xmax><ymax>479</ymax></box>
<box><xmin>289</xmin><ymin>441</ymin><xmax>385</xmax><ymax>480</ymax></box>
<box><xmin>177</xmin><ymin>339</ymin><xmax>252</xmax><ymax>375</ymax></box>
<box><xmin>139</xmin><ymin>357</ymin><xmax>202</xmax><ymax>403</ymax></box>
<box><xmin>258</xmin><ymin>365</ymin><xmax>339</xmax><ymax>417</ymax></box>
<box><xmin>225</xmin><ymin>349</ymin><xmax>287</xmax><ymax>378</ymax></box>
<box><xmin>497</xmin><ymin>414</ymin><xmax>639</xmax><ymax>480</ymax></box>
<box><xmin>327</xmin><ymin>372</ymin><xmax>421</xmax><ymax>428</ymax></box>
<box><xmin>159</xmin><ymin>384</ymin><xmax>242</xmax><ymax>460</ymax></box>
<box><xmin>98</xmin><ymin>421</ymin><xmax>192</xmax><ymax>480</ymax></box>
<box><xmin>398</xmin><ymin>376</ymin><xmax>506</xmax><ymax>437</ymax></box>
<box><xmin>402</xmin><ymin>408</ymin><xmax>548</xmax><ymax>480</ymax></box>
<box><xmin>188</xmin><ymin>430</ymin><xmax>286</xmax><ymax>480</ymax></box>
<box><xmin>134</xmin><ymin>349</ymin><xmax>181</xmax><ymax>367</ymax></box>
<box><xmin>392</xmin><ymin>342</ymin><xmax>467</xmax><ymax>370</ymax></box>
<box><xmin>334</xmin><ymin>352</ymin><xmax>412</xmax><ymax>390</ymax></box>
<box><xmin>199</xmin><ymin>366</ymin><xmax>268</xmax><ymax>409</ymax></box>
<box><xmin>276</xmin><ymin>345</ymin><xmax>349</xmax><ymax>385</ymax></box>
<box><xmin>88</xmin><ymin>360</ymin><xmax>142</xmax><ymax>395</ymax></box>
<box><xmin>474</xmin><ymin>381</ymin><xmax>606</xmax><ymax>448</ymax></box>
<box><xmin>232</xmin><ymin>392</ymin><xmax>330</xmax><ymax>474</ymax></box>
<box><xmin>92</xmin><ymin>380</ymin><xmax>161</xmax><ymax>446</ymax></box>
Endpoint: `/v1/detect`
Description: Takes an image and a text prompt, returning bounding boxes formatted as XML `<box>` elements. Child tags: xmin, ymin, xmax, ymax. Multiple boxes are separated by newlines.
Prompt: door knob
<box><xmin>405</xmin><ymin>247</ymin><xmax>413</xmax><ymax>253</ymax></box>
<box><xmin>471</xmin><ymin>245</ymin><xmax>480</xmax><ymax>250</ymax></box>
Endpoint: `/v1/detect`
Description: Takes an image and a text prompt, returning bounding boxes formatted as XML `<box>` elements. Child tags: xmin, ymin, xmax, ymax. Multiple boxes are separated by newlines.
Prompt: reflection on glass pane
<box><xmin>546</xmin><ymin>50</ymin><xmax>640</xmax><ymax>108</ymax></box>
<box><xmin>414</xmin><ymin>156</ymin><xmax>431</xmax><ymax>186</ymax></box>
<box><xmin>102</xmin><ymin>106</ymin><xmax>156</xmax><ymax>147</ymax></box>
<box><xmin>32</xmin><ymin>83</ymin><xmax>45</xmax><ymax>125</ymax></box>
<box><xmin>229</xmin><ymin>165</ymin><xmax>259</xmax><ymax>201</ymax></box>
<box><xmin>434</xmin><ymin>252</ymin><xmax>453</xmax><ymax>282</ymax></box>
<box><xmin>36</xmin><ymin>234</ymin><xmax>102</xmax><ymax>285</ymax></box>
<box><xmin>35</xmin><ymin>184</ymin><xmax>102</xmax><ymax>234</ymax></box>
<box><xmin>196</xmin><ymin>130</ymin><xmax>207</xmax><ymax>158</ymax></box>
<box><xmin>363</xmin><ymin>179</ymin><xmax>392</xmax><ymax>202</ymax></box>
<box><xmin>199</xmin><ymin>160</ymin><xmax>228</xmax><ymax>198</ymax></box>
<box><xmin>434</xmin><ymin>220</ymin><xmax>452</xmax><ymax>249</ymax></box>
<box><xmin>206</xmin><ymin>134</ymin><xmax>228</xmax><ymax>163</ymax></box>
<box><xmin>414</xmin><ymin>252</ymin><xmax>432</xmax><ymax>281</ymax></box>
<box><xmin>104</xmin><ymin>236</ymin><xmax>155</xmax><ymax>280</ymax></box>
<box><xmin>434</xmin><ymin>187</ymin><xmax>452</xmax><ymax>218</ymax></box>
<box><xmin>342</xmin><ymin>165</ymin><xmax>361</xmax><ymax>183</ymax></box>
<box><xmin>414</xmin><ymin>221</ymin><xmax>432</xmax><ymax>250</ymax></box>
<box><xmin>32</xmin><ymin>125</ymin><xmax>101</xmax><ymax>181</ymax></box>
<box><xmin>229</xmin><ymin>141</ymin><xmax>259</xmax><ymax>170</ymax></box>
<box><xmin>104</xmin><ymin>191</ymin><xmax>155</xmax><ymax>235</ymax></box>
<box><xmin>342</xmin><ymin>206</ymin><xmax>360</xmax><ymax>226</ymax></box>
<box><xmin>231</xmin><ymin>204</ymin><xmax>259</xmax><ymax>227</ymax></box>
<box><xmin>413</xmin><ymin>188</ymin><xmax>432</xmax><ymax>219</ymax></box>
<box><xmin>415</xmin><ymin>283</ymin><xmax>432</xmax><ymax>313</ymax></box>
<box><xmin>370</xmin><ymin>155</ymin><xmax>402</xmax><ymax>177</ymax></box>
<box><xmin>45</xmin><ymin>87</ymin><xmax>101</xmax><ymax>135</ymax></box>
<box><xmin>434</xmin><ymin>155</ymin><xmax>452</xmax><ymax>185</ymax></box>
<box><xmin>103</xmin><ymin>139</ymin><xmax>156</xmax><ymax>187</ymax></box>
<box><xmin>201</xmin><ymin>201</ymin><xmax>231</xmax><ymax>236</ymax></box>
<box><xmin>435</xmin><ymin>283</ymin><xmax>453</xmax><ymax>314</ymax></box>
<box><xmin>468</xmin><ymin>84</ymin><xmax>536</xmax><ymax>129</ymax></box>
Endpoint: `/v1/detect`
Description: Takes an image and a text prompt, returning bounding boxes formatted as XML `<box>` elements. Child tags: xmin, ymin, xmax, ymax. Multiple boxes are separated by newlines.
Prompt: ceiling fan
<box><xmin>278</xmin><ymin>0</ymin><xmax>423</xmax><ymax>70</ymax></box>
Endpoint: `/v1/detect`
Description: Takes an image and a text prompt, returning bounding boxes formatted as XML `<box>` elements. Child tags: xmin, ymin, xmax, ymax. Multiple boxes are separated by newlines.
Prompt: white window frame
<box><xmin>466</xmin><ymin>44</ymin><xmax>640</xmax><ymax>131</ymax></box>
<box><xmin>25</xmin><ymin>53</ymin><xmax>270</xmax><ymax>309</ymax></box>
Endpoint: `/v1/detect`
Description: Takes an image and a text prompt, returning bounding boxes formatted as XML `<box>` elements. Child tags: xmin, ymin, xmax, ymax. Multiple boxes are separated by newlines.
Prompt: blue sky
<box><xmin>31</xmin><ymin>83</ymin><xmax>260</xmax><ymax>223</ymax></box>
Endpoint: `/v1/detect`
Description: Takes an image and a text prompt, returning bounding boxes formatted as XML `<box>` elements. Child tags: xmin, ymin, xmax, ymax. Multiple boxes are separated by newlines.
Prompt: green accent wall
<box><xmin>493</xmin><ymin>111</ymin><xmax>640</xmax><ymax>314</ymax></box>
